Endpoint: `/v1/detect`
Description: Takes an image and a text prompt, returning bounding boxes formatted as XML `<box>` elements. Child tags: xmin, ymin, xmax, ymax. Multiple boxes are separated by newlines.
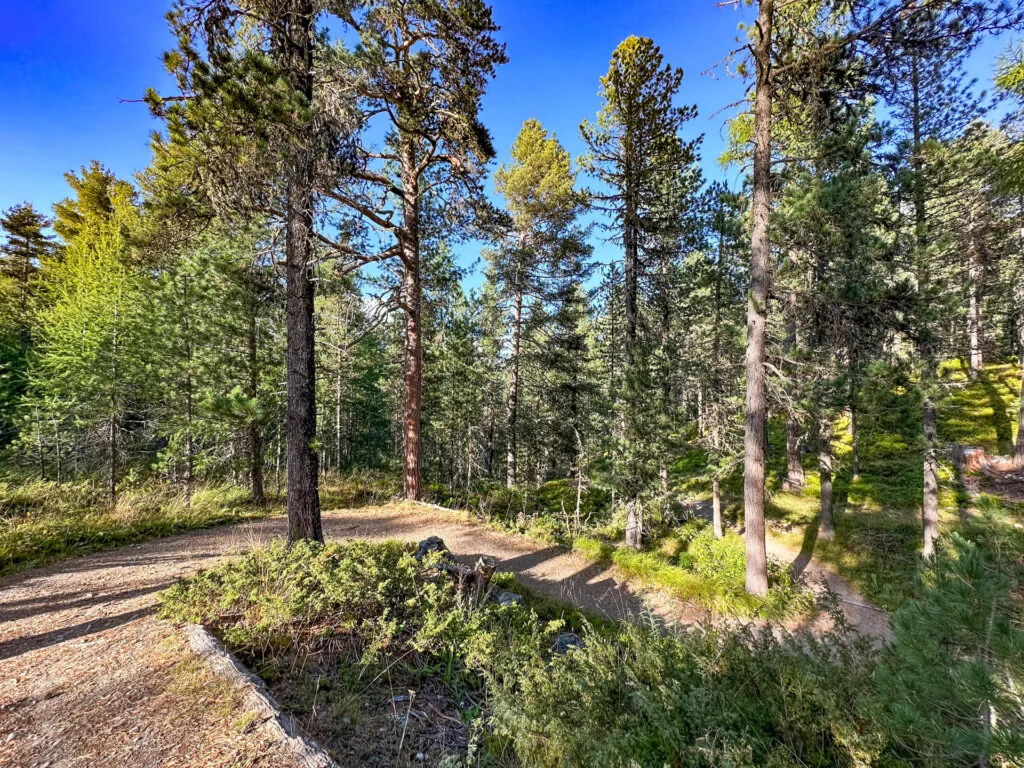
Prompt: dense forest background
<box><xmin>2</xmin><ymin>0</ymin><xmax>1024</xmax><ymax>588</ymax></box>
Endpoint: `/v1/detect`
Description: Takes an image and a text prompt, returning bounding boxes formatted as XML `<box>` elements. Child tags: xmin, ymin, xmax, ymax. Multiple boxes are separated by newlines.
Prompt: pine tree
<box><xmin>580</xmin><ymin>35</ymin><xmax>699</xmax><ymax>548</ymax></box>
<box><xmin>0</xmin><ymin>203</ymin><xmax>53</xmax><ymax>445</ymax></box>
<box><xmin>322</xmin><ymin>0</ymin><xmax>506</xmax><ymax>501</ymax></box>
<box><xmin>492</xmin><ymin>119</ymin><xmax>583</xmax><ymax>488</ymax></box>
<box><xmin>27</xmin><ymin>165</ymin><xmax>153</xmax><ymax>501</ymax></box>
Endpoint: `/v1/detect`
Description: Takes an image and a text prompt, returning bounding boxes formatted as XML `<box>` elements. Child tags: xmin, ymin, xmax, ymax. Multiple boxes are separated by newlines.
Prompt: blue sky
<box><xmin>0</xmin><ymin>0</ymin><xmax>1015</xmax><ymax>282</ymax></box>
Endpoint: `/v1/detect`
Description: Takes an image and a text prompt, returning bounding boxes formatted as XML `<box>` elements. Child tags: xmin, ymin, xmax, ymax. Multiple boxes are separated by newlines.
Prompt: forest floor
<box><xmin>0</xmin><ymin>502</ymin><xmax>883</xmax><ymax>767</ymax></box>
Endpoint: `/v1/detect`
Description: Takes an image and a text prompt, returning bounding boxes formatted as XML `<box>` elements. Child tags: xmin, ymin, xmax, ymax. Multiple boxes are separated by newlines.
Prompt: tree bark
<box><xmin>1016</xmin><ymin>353</ymin><xmax>1024</xmax><ymax>468</ymax></box>
<box><xmin>784</xmin><ymin>418</ymin><xmax>804</xmax><ymax>493</ymax></box>
<box><xmin>183</xmin><ymin>276</ymin><xmax>194</xmax><ymax>509</ymax></box>
<box><xmin>624</xmin><ymin>155</ymin><xmax>638</xmax><ymax>368</ymax></box>
<box><xmin>819</xmin><ymin>418</ymin><xmax>834</xmax><ymax>540</ymax></box>
<box><xmin>108</xmin><ymin>413</ymin><xmax>117</xmax><ymax>504</ymax></box>
<box><xmin>911</xmin><ymin>52</ymin><xmax>938</xmax><ymax>557</ymax></box>
<box><xmin>712</xmin><ymin>476</ymin><xmax>723</xmax><ymax>539</ymax></box>
<box><xmin>248</xmin><ymin>306</ymin><xmax>265</xmax><ymax>505</ymax></box>
<box><xmin>35</xmin><ymin>408</ymin><xmax>45</xmax><ymax>482</ymax></box>
<box><xmin>922</xmin><ymin>390</ymin><xmax>939</xmax><ymax>558</ymax></box>
<box><xmin>282</xmin><ymin>0</ymin><xmax>322</xmax><ymax>542</ymax></box>
<box><xmin>506</xmin><ymin>285</ymin><xmax>523</xmax><ymax>488</ymax></box>
<box><xmin>399</xmin><ymin>139</ymin><xmax>423</xmax><ymax>501</ymax></box>
<box><xmin>968</xmin><ymin>214</ymin><xmax>983</xmax><ymax>378</ymax></box>
<box><xmin>743</xmin><ymin>0</ymin><xmax>774</xmax><ymax>598</ymax></box>
<box><xmin>52</xmin><ymin>417</ymin><xmax>61</xmax><ymax>485</ymax></box>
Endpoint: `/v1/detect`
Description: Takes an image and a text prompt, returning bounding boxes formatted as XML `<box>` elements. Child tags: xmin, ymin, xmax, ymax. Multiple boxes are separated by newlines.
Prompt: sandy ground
<box><xmin>0</xmin><ymin>501</ymin><xmax>887</xmax><ymax>767</ymax></box>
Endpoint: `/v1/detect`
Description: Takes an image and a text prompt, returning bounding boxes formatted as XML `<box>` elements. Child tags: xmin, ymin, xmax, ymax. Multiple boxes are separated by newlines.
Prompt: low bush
<box><xmin>161</xmin><ymin>534</ymin><xmax>1024</xmax><ymax>767</ymax></box>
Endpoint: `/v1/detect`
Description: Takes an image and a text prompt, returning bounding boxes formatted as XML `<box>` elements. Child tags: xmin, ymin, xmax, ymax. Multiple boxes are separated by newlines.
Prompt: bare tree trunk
<box><xmin>275</xmin><ymin>423</ymin><xmax>282</xmax><ymax>496</ymax></box>
<box><xmin>35</xmin><ymin>407</ymin><xmax>45</xmax><ymax>482</ymax></box>
<box><xmin>624</xmin><ymin>167</ymin><xmax>638</xmax><ymax>368</ymax></box>
<box><xmin>108</xmin><ymin>413</ymin><xmax>117</xmax><ymax>504</ymax></box>
<box><xmin>784</xmin><ymin>419</ymin><xmax>804</xmax><ymax>493</ymax></box>
<box><xmin>184</xmin><ymin>378</ymin><xmax>194</xmax><ymax>508</ymax></box>
<box><xmin>507</xmin><ymin>286</ymin><xmax>523</xmax><ymax>488</ymax></box>
<box><xmin>1016</xmin><ymin>354</ymin><xmax>1024</xmax><ymax>468</ymax></box>
<box><xmin>282</xmin><ymin>0</ymin><xmax>321</xmax><ymax>541</ymax></box>
<box><xmin>52</xmin><ymin>417</ymin><xmax>61</xmax><ymax>485</ymax></box>
<box><xmin>625</xmin><ymin>500</ymin><xmax>643</xmax><ymax>550</ymax></box>
<box><xmin>183</xmin><ymin>276</ymin><xmax>194</xmax><ymax>509</ymax></box>
<box><xmin>400</xmin><ymin>139</ymin><xmax>422</xmax><ymax>501</ymax></box>
<box><xmin>248</xmin><ymin>308</ymin><xmax>265</xmax><ymax>505</ymax></box>
<box><xmin>922</xmin><ymin>390</ymin><xmax>940</xmax><ymax>558</ymax></box>
<box><xmin>712</xmin><ymin>477</ymin><xmax>723</xmax><ymax>539</ymax></box>
<box><xmin>743</xmin><ymin>0</ymin><xmax>774</xmax><ymax>597</ymax></box>
<box><xmin>335</xmin><ymin>311</ymin><xmax>344</xmax><ymax>473</ymax></box>
<box><xmin>911</xmin><ymin>53</ymin><xmax>939</xmax><ymax>557</ymax></box>
<box><xmin>819</xmin><ymin>418</ymin><xmax>835</xmax><ymax>540</ymax></box>
<box><xmin>108</xmin><ymin>317</ymin><xmax>118</xmax><ymax>504</ymax></box>
<box><xmin>968</xmin><ymin>220</ymin><xmax>983</xmax><ymax>378</ymax></box>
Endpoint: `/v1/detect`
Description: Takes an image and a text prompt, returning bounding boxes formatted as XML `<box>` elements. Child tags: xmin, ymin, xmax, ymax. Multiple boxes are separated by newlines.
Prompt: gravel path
<box><xmin>0</xmin><ymin>501</ymin><xmax>886</xmax><ymax>767</ymax></box>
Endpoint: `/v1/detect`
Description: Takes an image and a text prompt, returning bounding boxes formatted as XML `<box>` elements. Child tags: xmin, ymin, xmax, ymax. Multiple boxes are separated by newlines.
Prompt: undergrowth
<box><xmin>574</xmin><ymin>521</ymin><xmax>812</xmax><ymax>619</ymax></box>
<box><xmin>0</xmin><ymin>481</ymin><xmax>270</xmax><ymax>576</ymax></box>
<box><xmin>161</xmin><ymin>535</ymin><xmax>1024</xmax><ymax>768</ymax></box>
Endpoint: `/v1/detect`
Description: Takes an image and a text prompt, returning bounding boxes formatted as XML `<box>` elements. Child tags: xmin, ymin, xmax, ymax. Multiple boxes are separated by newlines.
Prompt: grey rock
<box><xmin>497</xmin><ymin>591</ymin><xmax>524</xmax><ymax>607</ymax></box>
<box><xmin>415</xmin><ymin>536</ymin><xmax>455</xmax><ymax>563</ymax></box>
<box><xmin>552</xmin><ymin>632</ymin><xmax>585</xmax><ymax>655</ymax></box>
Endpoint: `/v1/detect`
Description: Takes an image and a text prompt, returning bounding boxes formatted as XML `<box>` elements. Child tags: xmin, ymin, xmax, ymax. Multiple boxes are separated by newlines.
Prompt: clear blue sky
<box><xmin>0</xmin><ymin>0</ymin><xmax>1014</xmax><ymax>281</ymax></box>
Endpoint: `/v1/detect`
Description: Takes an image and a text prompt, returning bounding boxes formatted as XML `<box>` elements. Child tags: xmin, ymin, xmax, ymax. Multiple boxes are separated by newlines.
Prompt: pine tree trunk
<box><xmin>108</xmin><ymin>413</ymin><xmax>117</xmax><ymax>504</ymax></box>
<box><xmin>335</xmin><ymin>308</ymin><xmax>345</xmax><ymax>473</ymax></box>
<box><xmin>248</xmin><ymin>308</ymin><xmax>265</xmax><ymax>504</ymax></box>
<box><xmin>183</xmin><ymin>277</ymin><xmax>194</xmax><ymax>509</ymax></box>
<box><xmin>1016</xmin><ymin>354</ymin><xmax>1024</xmax><ymax>468</ymax></box>
<box><xmin>968</xmin><ymin>222</ymin><xmax>983</xmax><ymax>378</ymax></box>
<box><xmin>784</xmin><ymin>418</ymin><xmax>804</xmax><ymax>493</ymax></box>
<box><xmin>624</xmin><ymin>170</ymin><xmax>638</xmax><ymax>368</ymax></box>
<box><xmin>712</xmin><ymin>477</ymin><xmax>723</xmax><ymax>539</ymax></box>
<box><xmin>184</xmin><ymin>379</ymin><xmax>194</xmax><ymax>509</ymax></box>
<box><xmin>911</xmin><ymin>53</ymin><xmax>939</xmax><ymax>558</ymax></box>
<box><xmin>52</xmin><ymin>418</ymin><xmax>61</xmax><ymax>485</ymax></box>
<box><xmin>507</xmin><ymin>285</ymin><xmax>523</xmax><ymax>489</ymax></box>
<box><xmin>850</xmin><ymin>405</ymin><xmax>860</xmax><ymax>481</ymax></box>
<box><xmin>282</xmin><ymin>0</ymin><xmax>321</xmax><ymax>542</ymax></box>
<box><xmin>108</xmin><ymin>317</ymin><xmax>118</xmax><ymax>504</ymax></box>
<box><xmin>35</xmin><ymin>408</ymin><xmax>45</xmax><ymax>482</ymax></box>
<box><xmin>399</xmin><ymin>139</ymin><xmax>423</xmax><ymax>501</ymax></box>
<box><xmin>743</xmin><ymin>0</ymin><xmax>774</xmax><ymax>598</ymax></box>
<box><xmin>819</xmin><ymin>419</ymin><xmax>834</xmax><ymax>540</ymax></box>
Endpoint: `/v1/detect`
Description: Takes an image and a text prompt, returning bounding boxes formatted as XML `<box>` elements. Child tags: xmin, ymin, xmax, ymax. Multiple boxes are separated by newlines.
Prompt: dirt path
<box><xmin>0</xmin><ymin>501</ymin><xmax>886</xmax><ymax>767</ymax></box>
<box><xmin>763</xmin><ymin>532</ymin><xmax>891</xmax><ymax>639</ymax></box>
<box><xmin>0</xmin><ymin>503</ymin><xmax>698</xmax><ymax>768</ymax></box>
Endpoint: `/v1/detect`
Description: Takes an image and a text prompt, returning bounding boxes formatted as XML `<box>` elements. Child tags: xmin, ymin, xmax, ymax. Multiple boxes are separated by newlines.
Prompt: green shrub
<box><xmin>487</xmin><ymin>619</ymin><xmax>879</xmax><ymax>768</ymax></box>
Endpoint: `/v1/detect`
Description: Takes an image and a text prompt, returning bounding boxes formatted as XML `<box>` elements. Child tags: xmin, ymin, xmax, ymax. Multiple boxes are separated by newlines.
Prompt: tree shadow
<box><xmin>980</xmin><ymin>374</ymin><xmax>1014</xmax><ymax>454</ymax></box>
<box><xmin>0</xmin><ymin>606</ymin><xmax>154</xmax><ymax>661</ymax></box>
<box><xmin>791</xmin><ymin>519</ymin><xmax>820</xmax><ymax>581</ymax></box>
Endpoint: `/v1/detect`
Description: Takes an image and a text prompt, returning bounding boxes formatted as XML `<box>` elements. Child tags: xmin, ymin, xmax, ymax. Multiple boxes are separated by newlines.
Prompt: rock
<box><xmin>552</xmin><ymin>632</ymin><xmax>585</xmax><ymax>655</ymax></box>
<box><xmin>415</xmin><ymin>536</ymin><xmax>455</xmax><ymax>564</ymax></box>
<box><xmin>497</xmin><ymin>591</ymin><xmax>524</xmax><ymax>607</ymax></box>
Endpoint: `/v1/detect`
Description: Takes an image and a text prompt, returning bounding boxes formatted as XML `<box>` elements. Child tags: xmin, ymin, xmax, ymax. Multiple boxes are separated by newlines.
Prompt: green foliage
<box><xmin>160</xmin><ymin>539</ymin><xmax>563</xmax><ymax>685</ymax></box>
<box><xmin>489</xmin><ymin>620</ymin><xmax>878</xmax><ymax>768</ymax></box>
<box><xmin>160</xmin><ymin>526</ymin><xmax>1024</xmax><ymax>768</ymax></box>
<box><xmin>572</xmin><ymin>523</ymin><xmax>812</xmax><ymax>620</ymax></box>
<box><xmin>875</xmin><ymin>533</ymin><xmax>1024</xmax><ymax>766</ymax></box>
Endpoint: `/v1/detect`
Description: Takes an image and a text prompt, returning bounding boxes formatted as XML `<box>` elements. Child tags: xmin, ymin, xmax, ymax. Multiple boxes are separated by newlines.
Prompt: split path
<box><xmin>0</xmin><ymin>502</ymin><xmax>885</xmax><ymax>768</ymax></box>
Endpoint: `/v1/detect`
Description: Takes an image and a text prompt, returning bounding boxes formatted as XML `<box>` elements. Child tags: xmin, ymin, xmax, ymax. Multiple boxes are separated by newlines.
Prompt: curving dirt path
<box><xmin>763</xmin><ymin>533</ymin><xmax>891</xmax><ymax>640</ymax></box>
<box><xmin>0</xmin><ymin>501</ymin><xmax>886</xmax><ymax>767</ymax></box>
